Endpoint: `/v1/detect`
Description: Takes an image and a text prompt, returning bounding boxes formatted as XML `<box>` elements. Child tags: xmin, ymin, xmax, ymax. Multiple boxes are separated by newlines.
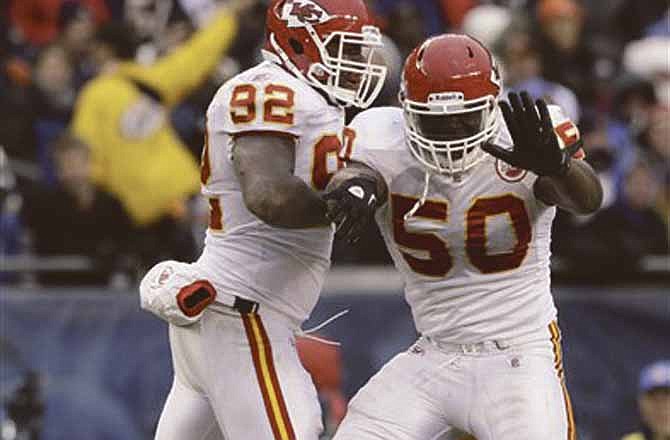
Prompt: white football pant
<box><xmin>154</xmin><ymin>305</ymin><xmax>323</xmax><ymax>440</ymax></box>
<box><xmin>334</xmin><ymin>322</ymin><xmax>575</xmax><ymax>440</ymax></box>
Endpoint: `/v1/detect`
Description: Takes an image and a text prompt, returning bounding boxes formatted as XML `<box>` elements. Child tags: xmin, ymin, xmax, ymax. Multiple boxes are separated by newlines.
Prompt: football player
<box><xmin>139</xmin><ymin>1</ymin><xmax>386</xmax><ymax>439</ymax></box>
<box><xmin>326</xmin><ymin>34</ymin><xmax>602</xmax><ymax>439</ymax></box>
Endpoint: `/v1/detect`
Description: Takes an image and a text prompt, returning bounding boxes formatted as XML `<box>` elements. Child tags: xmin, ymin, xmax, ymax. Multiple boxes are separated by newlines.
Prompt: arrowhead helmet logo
<box><xmin>281</xmin><ymin>0</ymin><xmax>332</xmax><ymax>28</ymax></box>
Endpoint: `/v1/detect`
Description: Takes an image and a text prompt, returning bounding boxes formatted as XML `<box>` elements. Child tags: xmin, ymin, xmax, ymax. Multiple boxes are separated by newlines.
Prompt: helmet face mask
<box><xmin>265</xmin><ymin>0</ymin><xmax>387</xmax><ymax>108</ymax></box>
<box><xmin>310</xmin><ymin>27</ymin><xmax>387</xmax><ymax>108</ymax></box>
<box><xmin>400</xmin><ymin>34</ymin><xmax>502</xmax><ymax>176</ymax></box>
<box><xmin>402</xmin><ymin>92</ymin><xmax>500</xmax><ymax>175</ymax></box>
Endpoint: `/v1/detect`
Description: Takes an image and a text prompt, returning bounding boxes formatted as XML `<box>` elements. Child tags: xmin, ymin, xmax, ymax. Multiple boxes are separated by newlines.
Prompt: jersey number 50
<box><xmin>392</xmin><ymin>194</ymin><xmax>532</xmax><ymax>276</ymax></box>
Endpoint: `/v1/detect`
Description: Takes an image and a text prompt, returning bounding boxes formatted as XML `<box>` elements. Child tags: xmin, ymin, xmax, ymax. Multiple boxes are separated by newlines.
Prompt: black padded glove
<box><xmin>482</xmin><ymin>91</ymin><xmax>582</xmax><ymax>177</ymax></box>
<box><xmin>323</xmin><ymin>177</ymin><xmax>379</xmax><ymax>244</ymax></box>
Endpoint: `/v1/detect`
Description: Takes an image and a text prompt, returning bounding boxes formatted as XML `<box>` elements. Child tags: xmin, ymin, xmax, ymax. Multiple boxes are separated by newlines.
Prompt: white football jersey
<box><xmin>198</xmin><ymin>61</ymin><xmax>349</xmax><ymax>324</ymax></box>
<box><xmin>347</xmin><ymin>105</ymin><xmax>581</xmax><ymax>343</ymax></box>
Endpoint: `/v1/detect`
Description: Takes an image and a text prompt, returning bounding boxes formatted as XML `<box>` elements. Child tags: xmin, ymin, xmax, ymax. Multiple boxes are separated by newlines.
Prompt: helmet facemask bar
<box><xmin>402</xmin><ymin>94</ymin><xmax>500</xmax><ymax>175</ymax></box>
<box><xmin>306</xmin><ymin>25</ymin><xmax>387</xmax><ymax>108</ymax></box>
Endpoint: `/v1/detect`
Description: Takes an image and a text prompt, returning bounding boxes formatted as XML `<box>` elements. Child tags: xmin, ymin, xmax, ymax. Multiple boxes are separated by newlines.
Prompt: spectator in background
<box><xmin>8</xmin><ymin>0</ymin><xmax>109</xmax><ymax>48</ymax></box>
<box><xmin>0</xmin><ymin>147</ymin><xmax>24</xmax><ymax>272</ymax></box>
<box><xmin>610</xmin><ymin>74</ymin><xmax>659</xmax><ymax>141</ymax></box>
<box><xmin>461</xmin><ymin>4</ymin><xmax>511</xmax><ymax>49</ymax></box>
<box><xmin>589</xmin><ymin>74</ymin><xmax>658</xmax><ymax>200</ymax></box>
<box><xmin>379</xmin><ymin>1</ymin><xmax>432</xmax><ymax>57</ymax></box>
<box><xmin>2</xmin><ymin>0</ymin><xmax>105</xmax><ymax>166</ymax></box>
<box><xmin>131</xmin><ymin>3</ymin><xmax>197</xmax><ymax>64</ymax></box>
<box><xmin>373</xmin><ymin>0</ymin><xmax>445</xmax><ymax>41</ymax></box>
<box><xmin>57</xmin><ymin>1</ymin><xmax>101</xmax><ymax>84</ymax></box>
<box><xmin>438</xmin><ymin>0</ymin><xmax>476</xmax><ymax>30</ymax></box>
<box><xmin>29</xmin><ymin>44</ymin><xmax>77</xmax><ymax>184</ymax></box>
<box><xmin>549</xmin><ymin>76</ymin><xmax>661</xmax><ymax>265</ymax></box>
<box><xmin>71</xmin><ymin>1</ymin><xmax>250</xmax><ymax>267</ymax></box>
<box><xmin>225</xmin><ymin>0</ymin><xmax>268</xmax><ymax>71</ymax></box>
<box><xmin>495</xmin><ymin>20</ymin><xmax>581</xmax><ymax>123</ymax></box>
<box><xmin>0</xmin><ymin>56</ymin><xmax>36</xmax><ymax>164</ymax></box>
<box><xmin>641</xmin><ymin>107</ymin><xmax>670</xmax><ymax>176</ymax></box>
<box><xmin>534</xmin><ymin>0</ymin><xmax>598</xmax><ymax>106</ymax></box>
<box><xmin>124</xmin><ymin>0</ymin><xmax>174</xmax><ymax>42</ymax></box>
<box><xmin>623</xmin><ymin>36</ymin><xmax>670</xmax><ymax>108</ymax></box>
<box><xmin>31</xmin><ymin>43</ymin><xmax>75</xmax><ymax>121</ymax></box>
<box><xmin>612</xmin><ymin>0</ymin><xmax>669</xmax><ymax>43</ymax></box>
<box><xmin>637</xmin><ymin>106</ymin><xmax>669</xmax><ymax>228</ymax></box>
<box><xmin>622</xmin><ymin>360</ymin><xmax>670</xmax><ymax>440</ymax></box>
<box><xmin>568</xmin><ymin>155</ymin><xmax>668</xmax><ymax>271</ymax></box>
<box><xmin>21</xmin><ymin>132</ymin><xmax>135</xmax><ymax>285</ymax></box>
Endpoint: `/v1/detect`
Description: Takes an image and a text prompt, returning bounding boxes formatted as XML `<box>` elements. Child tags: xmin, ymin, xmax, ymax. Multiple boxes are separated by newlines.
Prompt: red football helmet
<box><xmin>400</xmin><ymin>34</ymin><xmax>502</xmax><ymax>175</ymax></box>
<box><xmin>264</xmin><ymin>0</ymin><xmax>387</xmax><ymax>108</ymax></box>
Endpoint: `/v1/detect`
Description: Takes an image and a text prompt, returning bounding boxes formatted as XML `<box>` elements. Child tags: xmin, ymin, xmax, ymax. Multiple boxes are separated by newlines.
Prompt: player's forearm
<box><xmin>247</xmin><ymin>176</ymin><xmax>330</xmax><ymax>229</ymax></box>
<box><xmin>534</xmin><ymin>159</ymin><xmax>603</xmax><ymax>214</ymax></box>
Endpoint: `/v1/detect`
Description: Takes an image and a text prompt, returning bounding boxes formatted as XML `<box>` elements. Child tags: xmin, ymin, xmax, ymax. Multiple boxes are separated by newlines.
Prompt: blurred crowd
<box><xmin>1</xmin><ymin>0</ymin><xmax>668</xmax><ymax>286</ymax></box>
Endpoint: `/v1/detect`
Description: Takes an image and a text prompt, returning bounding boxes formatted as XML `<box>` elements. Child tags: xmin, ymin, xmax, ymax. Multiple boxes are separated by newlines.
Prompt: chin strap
<box><xmin>404</xmin><ymin>171</ymin><xmax>431</xmax><ymax>221</ymax></box>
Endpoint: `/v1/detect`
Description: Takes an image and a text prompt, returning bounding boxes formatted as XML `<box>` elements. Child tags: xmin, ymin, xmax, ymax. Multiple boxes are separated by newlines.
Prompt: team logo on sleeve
<box><xmin>495</xmin><ymin>159</ymin><xmax>527</xmax><ymax>182</ymax></box>
<box><xmin>154</xmin><ymin>265</ymin><xmax>174</xmax><ymax>288</ymax></box>
<box><xmin>281</xmin><ymin>0</ymin><xmax>332</xmax><ymax>28</ymax></box>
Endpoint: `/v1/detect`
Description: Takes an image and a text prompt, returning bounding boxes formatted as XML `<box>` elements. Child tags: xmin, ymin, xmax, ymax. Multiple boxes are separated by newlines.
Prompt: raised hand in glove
<box><xmin>482</xmin><ymin>91</ymin><xmax>582</xmax><ymax>177</ymax></box>
<box><xmin>323</xmin><ymin>177</ymin><xmax>379</xmax><ymax>244</ymax></box>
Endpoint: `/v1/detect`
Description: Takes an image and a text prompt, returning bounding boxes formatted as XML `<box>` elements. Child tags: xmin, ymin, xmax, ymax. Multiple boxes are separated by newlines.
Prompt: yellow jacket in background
<box><xmin>72</xmin><ymin>9</ymin><xmax>238</xmax><ymax>225</ymax></box>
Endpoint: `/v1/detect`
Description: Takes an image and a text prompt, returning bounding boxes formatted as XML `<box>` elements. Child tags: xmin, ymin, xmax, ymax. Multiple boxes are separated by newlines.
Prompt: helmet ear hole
<box><xmin>289</xmin><ymin>38</ymin><xmax>304</xmax><ymax>54</ymax></box>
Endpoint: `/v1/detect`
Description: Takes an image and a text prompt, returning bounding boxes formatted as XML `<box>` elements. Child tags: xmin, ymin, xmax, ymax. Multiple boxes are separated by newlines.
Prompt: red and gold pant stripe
<box><xmin>549</xmin><ymin>321</ymin><xmax>576</xmax><ymax>440</ymax></box>
<box><xmin>242</xmin><ymin>313</ymin><xmax>296</xmax><ymax>440</ymax></box>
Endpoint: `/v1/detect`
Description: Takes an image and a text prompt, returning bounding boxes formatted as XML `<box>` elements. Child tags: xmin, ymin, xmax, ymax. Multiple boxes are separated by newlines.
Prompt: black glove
<box><xmin>482</xmin><ymin>91</ymin><xmax>582</xmax><ymax>177</ymax></box>
<box><xmin>323</xmin><ymin>177</ymin><xmax>379</xmax><ymax>244</ymax></box>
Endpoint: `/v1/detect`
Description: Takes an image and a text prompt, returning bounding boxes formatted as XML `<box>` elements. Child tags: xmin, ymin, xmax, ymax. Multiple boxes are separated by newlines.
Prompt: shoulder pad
<box><xmin>344</xmin><ymin>107</ymin><xmax>412</xmax><ymax>183</ymax></box>
<box><xmin>208</xmin><ymin>62</ymin><xmax>336</xmax><ymax>137</ymax></box>
<box><xmin>348</xmin><ymin>107</ymin><xmax>406</xmax><ymax>152</ymax></box>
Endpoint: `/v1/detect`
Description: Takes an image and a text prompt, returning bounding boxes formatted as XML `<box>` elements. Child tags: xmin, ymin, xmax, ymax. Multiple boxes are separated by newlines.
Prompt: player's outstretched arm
<box><xmin>233</xmin><ymin>133</ymin><xmax>330</xmax><ymax>228</ymax></box>
<box><xmin>533</xmin><ymin>158</ymin><xmax>603</xmax><ymax>214</ymax></box>
<box><xmin>324</xmin><ymin>162</ymin><xmax>388</xmax><ymax>243</ymax></box>
<box><xmin>482</xmin><ymin>92</ymin><xmax>603</xmax><ymax>214</ymax></box>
